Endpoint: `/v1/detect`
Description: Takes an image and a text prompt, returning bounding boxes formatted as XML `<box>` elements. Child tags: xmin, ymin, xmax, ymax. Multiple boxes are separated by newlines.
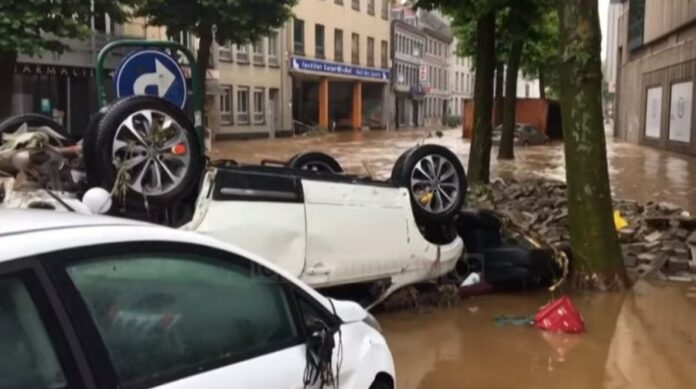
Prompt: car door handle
<box><xmin>306</xmin><ymin>265</ymin><xmax>332</xmax><ymax>276</ymax></box>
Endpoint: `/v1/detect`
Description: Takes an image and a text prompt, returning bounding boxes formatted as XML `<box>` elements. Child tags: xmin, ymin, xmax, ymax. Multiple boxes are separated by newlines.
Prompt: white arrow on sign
<box><xmin>133</xmin><ymin>59</ymin><xmax>176</xmax><ymax>97</ymax></box>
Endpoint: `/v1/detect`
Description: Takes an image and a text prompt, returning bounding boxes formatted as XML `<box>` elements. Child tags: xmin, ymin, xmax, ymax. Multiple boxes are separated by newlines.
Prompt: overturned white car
<box><xmin>0</xmin><ymin>96</ymin><xmax>467</xmax><ymax>305</ymax></box>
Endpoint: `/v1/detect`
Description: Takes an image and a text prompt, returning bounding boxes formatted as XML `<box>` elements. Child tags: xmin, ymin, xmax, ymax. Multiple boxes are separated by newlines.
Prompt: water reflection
<box><xmin>377</xmin><ymin>282</ymin><xmax>696</xmax><ymax>388</ymax></box>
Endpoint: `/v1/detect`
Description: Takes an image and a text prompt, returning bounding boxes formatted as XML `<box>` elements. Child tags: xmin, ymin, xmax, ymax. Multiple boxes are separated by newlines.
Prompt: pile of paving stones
<box><xmin>471</xmin><ymin>177</ymin><xmax>696</xmax><ymax>282</ymax></box>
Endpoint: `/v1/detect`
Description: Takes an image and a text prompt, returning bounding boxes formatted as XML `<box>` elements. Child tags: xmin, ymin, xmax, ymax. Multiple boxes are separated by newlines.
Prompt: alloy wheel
<box><xmin>111</xmin><ymin>109</ymin><xmax>191</xmax><ymax>196</ymax></box>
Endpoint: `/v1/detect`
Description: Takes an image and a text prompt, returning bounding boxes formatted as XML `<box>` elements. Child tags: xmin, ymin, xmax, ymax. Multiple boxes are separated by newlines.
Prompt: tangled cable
<box><xmin>302</xmin><ymin>300</ymin><xmax>344</xmax><ymax>389</ymax></box>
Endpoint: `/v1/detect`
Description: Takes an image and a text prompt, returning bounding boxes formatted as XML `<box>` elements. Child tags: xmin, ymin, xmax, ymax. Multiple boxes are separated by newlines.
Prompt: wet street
<box><xmin>213</xmin><ymin>129</ymin><xmax>696</xmax><ymax>388</ymax></box>
<box><xmin>213</xmin><ymin>128</ymin><xmax>696</xmax><ymax>214</ymax></box>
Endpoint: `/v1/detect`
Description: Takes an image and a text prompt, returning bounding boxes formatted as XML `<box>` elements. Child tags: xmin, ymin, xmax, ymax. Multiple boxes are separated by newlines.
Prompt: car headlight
<box><xmin>363</xmin><ymin>312</ymin><xmax>383</xmax><ymax>333</ymax></box>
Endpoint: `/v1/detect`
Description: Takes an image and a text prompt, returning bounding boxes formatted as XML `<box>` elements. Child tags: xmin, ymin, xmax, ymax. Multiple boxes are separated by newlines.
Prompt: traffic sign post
<box><xmin>114</xmin><ymin>50</ymin><xmax>188</xmax><ymax>108</ymax></box>
<box><xmin>95</xmin><ymin>40</ymin><xmax>204</xmax><ymax>147</ymax></box>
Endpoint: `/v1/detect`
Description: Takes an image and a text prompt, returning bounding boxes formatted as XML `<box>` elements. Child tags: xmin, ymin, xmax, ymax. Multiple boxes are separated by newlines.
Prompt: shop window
<box><xmin>294</xmin><ymin>18</ymin><xmax>305</xmax><ymax>55</ymax></box>
<box><xmin>315</xmin><ymin>24</ymin><xmax>325</xmax><ymax>59</ymax></box>
<box><xmin>220</xmin><ymin>85</ymin><xmax>233</xmax><ymax>124</ymax></box>
<box><xmin>253</xmin><ymin>88</ymin><xmax>266</xmax><ymax>124</ymax></box>
<box><xmin>268</xmin><ymin>32</ymin><xmax>279</xmax><ymax>66</ymax></box>
<box><xmin>252</xmin><ymin>39</ymin><xmax>265</xmax><ymax>65</ymax></box>
<box><xmin>381</xmin><ymin>0</ymin><xmax>388</xmax><ymax>20</ymax></box>
<box><xmin>352</xmin><ymin>33</ymin><xmax>360</xmax><ymax>65</ymax></box>
<box><xmin>236</xmin><ymin>44</ymin><xmax>249</xmax><ymax>63</ymax></box>
<box><xmin>237</xmin><ymin>86</ymin><xmax>250</xmax><ymax>124</ymax></box>
<box><xmin>219</xmin><ymin>41</ymin><xmax>233</xmax><ymax>62</ymax></box>
<box><xmin>367</xmin><ymin>37</ymin><xmax>375</xmax><ymax>67</ymax></box>
<box><xmin>381</xmin><ymin>40</ymin><xmax>388</xmax><ymax>69</ymax></box>
<box><xmin>352</xmin><ymin>0</ymin><xmax>360</xmax><ymax>11</ymax></box>
<box><xmin>367</xmin><ymin>0</ymin><xmax>375</xmax><ymax>15</ymax></box>
<box><xmin>335</xmin><ymin>29</ymin><xmax>344</xmax><ymax>62</ymax></box>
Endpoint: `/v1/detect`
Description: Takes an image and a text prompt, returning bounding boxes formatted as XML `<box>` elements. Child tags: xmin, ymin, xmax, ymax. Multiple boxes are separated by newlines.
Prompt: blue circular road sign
<box><xmin>114</xmin><ymin>50</ymin><xmax>187</xmax><ymax>108</ymax></box>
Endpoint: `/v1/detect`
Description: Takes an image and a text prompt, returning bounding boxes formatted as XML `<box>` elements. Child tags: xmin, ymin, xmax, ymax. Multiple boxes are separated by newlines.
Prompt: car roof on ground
<box><xmin>0</xmin><ymin>209</ymin><xmax>143</xmax><ymax>237</ymax></box>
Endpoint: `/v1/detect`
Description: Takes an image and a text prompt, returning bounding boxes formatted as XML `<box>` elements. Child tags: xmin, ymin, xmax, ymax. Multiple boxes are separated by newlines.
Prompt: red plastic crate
<box><xmin>534</xmin><ymin>296</ymin><xmax>585</xmax><ymax>333</ymax></box>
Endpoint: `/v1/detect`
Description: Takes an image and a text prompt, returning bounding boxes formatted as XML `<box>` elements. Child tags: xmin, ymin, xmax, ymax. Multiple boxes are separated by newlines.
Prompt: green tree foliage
<box><xmin>0</xmin><ymin>1</ymin><xmax>127</xmax><ymax>117</ymax></box>
<box><xmin>129</xmin><ymin>0</ymin><xmax>297</xmax><ymax>103</ymax></box>
<box><xmin>521</xmin><ymin>9</ymin><xmax>561</xmax><ymax>99</ymax></box>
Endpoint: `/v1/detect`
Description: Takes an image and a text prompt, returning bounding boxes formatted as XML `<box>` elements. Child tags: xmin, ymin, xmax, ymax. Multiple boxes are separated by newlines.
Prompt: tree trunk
<box><xmin>196</xmin><ymin>27</ymin><xmax>213</xmax><ymax>125</ymax></box>
<box><xmin>0</xmin><ymin>51</ymin><xmax>17</xmax><ymax>119</ymax></box>
<box><xmin>538</xmin><ymin>70</ymin><xmax>546</xmax><ymax>99</ymax></box>
<box><xmin>558</xmin><ymin>0</ymin><xmax>628</xmax><ymax>290</ymax></box>
<box><xmin>468</xmin><ymin>12</ymin><xmax>496</xmax><ymax>186</ymax></box>
<box><xmin>498</xmin><ymin>39</ymin><xmax>524</xmax><ymax>160</ymax></box>
<box><xmin>494</xmin><ymin>61</ymin><xmax>504</xmax><ymax>126</ymax></box>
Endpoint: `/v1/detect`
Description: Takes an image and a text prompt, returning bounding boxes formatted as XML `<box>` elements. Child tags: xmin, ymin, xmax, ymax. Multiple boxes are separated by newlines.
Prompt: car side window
<box><xmin>0</xmin><ymin>277</ymin><xmax>68</xmax><ymax>389</ymax></box>
<box><xmin>65</xmin><ymin>254</ymin><xmax>299</xmax><ymax>386</ymax></box>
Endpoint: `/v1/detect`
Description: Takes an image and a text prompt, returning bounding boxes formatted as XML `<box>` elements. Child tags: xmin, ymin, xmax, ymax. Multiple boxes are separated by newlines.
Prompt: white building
<box><xmin>605</xmin><ymin>1</ymin><xmax>622</xmax><ymax>93</ymax></box>
<box><xmin>448</xmin><ymin>36</ymin><xmax>475</xmax><ymax>119</ymax></box>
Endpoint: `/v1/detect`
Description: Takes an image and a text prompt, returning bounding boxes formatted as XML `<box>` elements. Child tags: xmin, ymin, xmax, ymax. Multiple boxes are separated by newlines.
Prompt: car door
<box><xmin>301</xmin><ymin>179</ymin><xmax>411</xmax><ymax>287</ymax></box>
<box><xmin>0</xmin><ymin>260</ymin><xmax>89</xmax><ymax>389</ymax></box>
<box><xmin>44</xmin><ymin>242</ymin><xmax>323</xmax><ymax>389</ymax></box>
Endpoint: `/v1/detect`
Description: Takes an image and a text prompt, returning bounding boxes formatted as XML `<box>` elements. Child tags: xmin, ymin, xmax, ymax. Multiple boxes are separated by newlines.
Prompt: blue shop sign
<box><xmin>291</xmin><ymin>57</ymin><xmax>390</xmax><ymax>81</ymax></box>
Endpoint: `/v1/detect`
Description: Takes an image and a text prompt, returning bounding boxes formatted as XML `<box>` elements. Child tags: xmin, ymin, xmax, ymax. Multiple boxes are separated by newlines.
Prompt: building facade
<box><xmin>11</xmin><ymin>14</ymin><xmax>147</xmax><ymax>139</ymax></box>
<box><xmin>391</xmin><ymin>9</ymin><xmax>426</xmax><ymax>128</ymax></box>
<box><xmin>615</xmin><ymin>0</ymin><xmax>696</xmax><ymax>156</ymax></box>
<box><xmin>605</xmin><ymin>1</ymin><xmax>623</xmax><ymax>93</ymax></box>
<box><xmin>289</xmin><ymin>0</ymin><xmax>391</xmax><ymax>131</ymax></box>
<box><xmin>449</xmin><ymin>36</ymin><xmax>475</xmax><ymax>121</ymax></box>
<box><xmin>419</xmin><ymin>10</ymin><xmax>453</xmax><ymax>128</ymax></box>
<box><xmin>212</xmin><ymin>31</ymin><xmax>293</xmax><ymax>140</ymax></box>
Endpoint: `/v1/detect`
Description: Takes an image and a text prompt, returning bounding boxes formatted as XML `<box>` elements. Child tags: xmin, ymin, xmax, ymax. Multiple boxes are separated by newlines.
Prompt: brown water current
<box><xmin>213</xmin><ymin>129</ymin><xmax>696</xmax><ymax>214</ymax></box>
<box><xmin>213</xmin><ymin>129</ymin><xmax>696</xmax><ymax>388</ymax></box>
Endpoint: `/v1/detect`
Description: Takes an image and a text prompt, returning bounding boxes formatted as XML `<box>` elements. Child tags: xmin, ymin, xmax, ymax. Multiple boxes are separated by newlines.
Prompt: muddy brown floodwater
<box><xmin>378</xmin><ymin>281</ymin><xmax>696</xmax><ymax>389</ymax></box>
<box><xmin>213</xmin><ymin>128</ymin><xmax>696</xmax><ymax>214</ymax></box>
<box><xmin>213</xmin><ymin>129</ymin><xmax>696</xmax><ymax>388</ymax></box>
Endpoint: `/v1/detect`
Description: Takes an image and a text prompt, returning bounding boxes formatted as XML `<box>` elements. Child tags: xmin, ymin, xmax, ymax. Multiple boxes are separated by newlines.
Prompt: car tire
<box><xmin>390</xmin><ymin>146</ymin><xmax>415</xmax><ymax>183</ymax></box>
<box><xmin>369</xmin><ymin>378</ymin><xmax>394</xmax><ymax>389</ymax></box>
<box><xmin>0</xmin><ymin>114</ymin><xmax>71</xmax><ymax>146</ymax></box>
<box><xmin>86</xmin><ymin>95</ymin><xmax>204</xmax><ymax>207</ymax></box>
<box><xmin>392</xmin><ymin>144</ymin><xmax>467</xmax><ymax>225</ymax></box>
<box><xmin>287</xmin><ymin>151</ymin><xmax>343</xmax><ymax>173</ymax></box>
<box><xmin>83</xmin><ymin>103</ymin><xmax>115</xmax><ymax>187</ymax></box>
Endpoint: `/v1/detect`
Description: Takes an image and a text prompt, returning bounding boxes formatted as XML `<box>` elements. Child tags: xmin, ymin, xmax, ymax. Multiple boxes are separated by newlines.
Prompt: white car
<box><xmin>0</xmin><ymin>209</ymin><xmax>395</xmax><ymax>389</ymax></box>
<box><xmin>0</xmin><ymin>96</ymin><xmax>467</xmax><ymax>305</ymax></box>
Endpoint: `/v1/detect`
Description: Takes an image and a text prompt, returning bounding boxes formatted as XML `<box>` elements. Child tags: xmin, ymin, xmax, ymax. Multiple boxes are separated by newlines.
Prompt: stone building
<box><xmin>615</xmin><ymin>0</ymin><xmax>696</xmax><ymax>156</ymax></box>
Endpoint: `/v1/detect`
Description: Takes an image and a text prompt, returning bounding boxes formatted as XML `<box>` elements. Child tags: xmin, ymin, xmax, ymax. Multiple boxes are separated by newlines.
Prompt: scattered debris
<box><xmin>494</xmin><ymin>315</ymin><xmax>534</xmax><ymax>327</ymax></box>
<box><xmin>461</xmin><ymin>272</ymin><xmax>481</xmax><ymax>287</ymax></box>
<box><xmin>534</xmin><ymin>296</ymin><xmax>585</xmax><ymax>334</ymax></box>
<box><xmin>471</xmin><ymin>177</ymin><xmax>696</xmax><ymax>283</ymax></box>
